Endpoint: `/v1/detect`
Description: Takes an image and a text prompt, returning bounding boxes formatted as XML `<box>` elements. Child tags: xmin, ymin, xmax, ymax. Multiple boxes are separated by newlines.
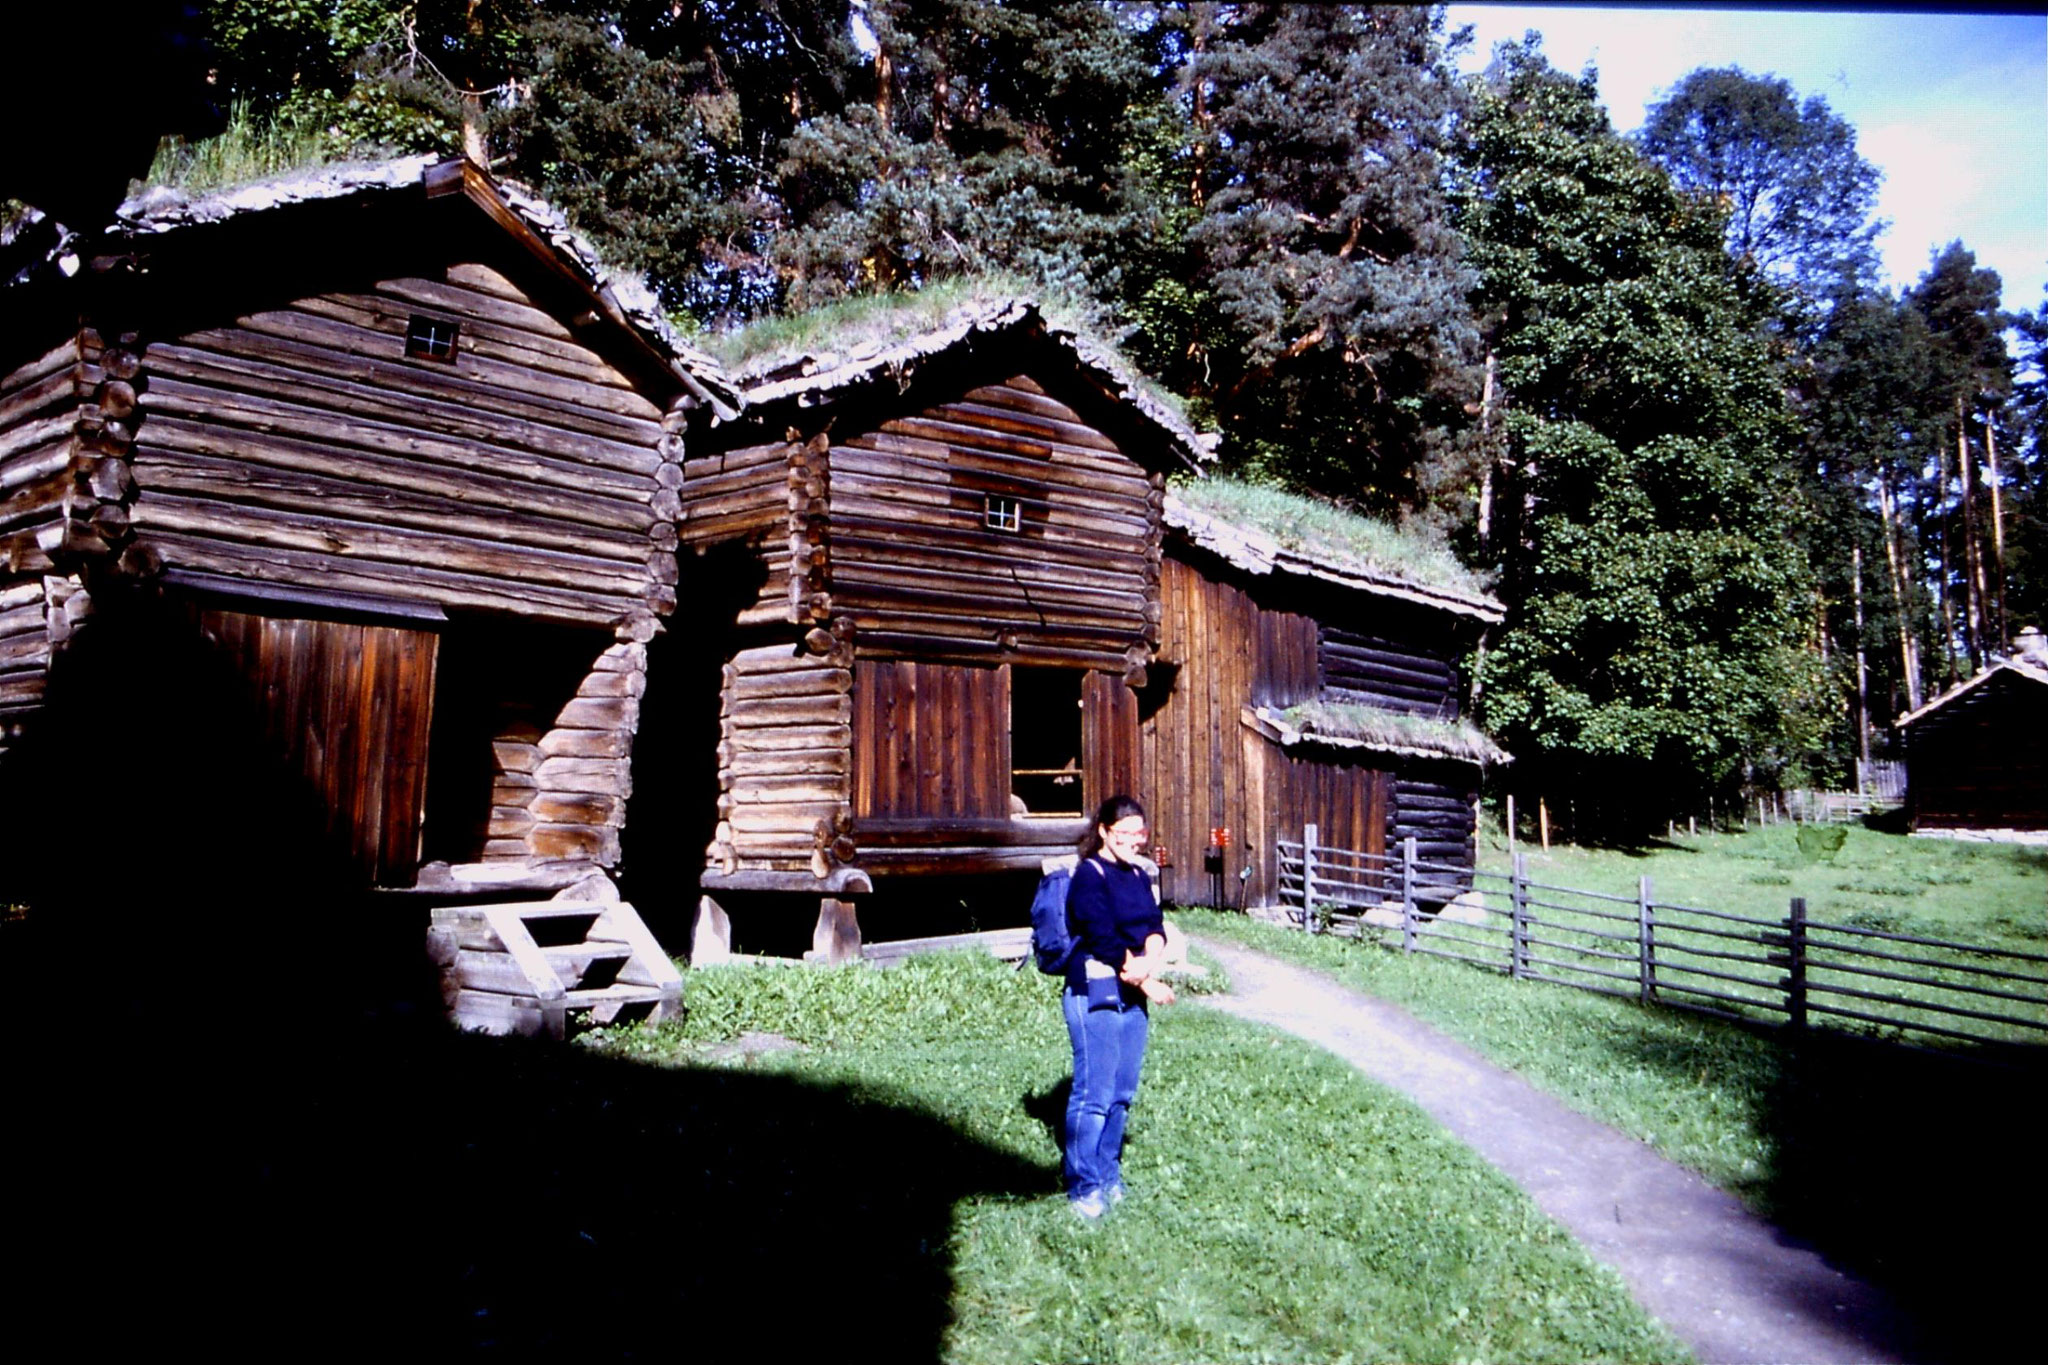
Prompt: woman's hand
<box><xmin>1137</xmin><ymin>976</ymin><xmax>1176</xmax><ymax>1006</ymax></box>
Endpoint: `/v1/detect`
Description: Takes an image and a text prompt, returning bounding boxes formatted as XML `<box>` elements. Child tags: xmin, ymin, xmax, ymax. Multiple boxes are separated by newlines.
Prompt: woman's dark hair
<box><xmin>1078</xmin><ymin>794</ymin><xmax>1146</xmax><ymax>859</ymax></box>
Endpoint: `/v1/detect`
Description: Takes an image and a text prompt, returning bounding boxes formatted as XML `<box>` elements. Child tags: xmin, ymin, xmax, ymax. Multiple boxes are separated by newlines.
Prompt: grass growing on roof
<box><xmin>590</xmin><ymin>951</ymin><xmax>1686</xmax><ymax>1363</ymax></box>
<box><xmin>705</xmin><ymin>272</ymin><xmax>1107</xmax><ymax>374</ymax></box>
<box><xmin>1279</xmin><ymin>699</ymin><xmax>1506</xmax><ymax>764</ymax></box>
<box><xmin>1172</xmin><ymin>474</ymin><xmax>1493</xmax><ymax>599</ymax></box>
<box><xmin>138</xmin><ymin>100</ymin><xmax>365</xmax><ymax>195</ymax></box>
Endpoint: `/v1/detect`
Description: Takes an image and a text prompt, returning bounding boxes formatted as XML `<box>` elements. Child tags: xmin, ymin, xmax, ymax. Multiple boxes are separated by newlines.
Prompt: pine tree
<box><xmin>1170</xmin><ymin>3</ymin><xmax>1478</xmax><ymax>521</ymax></box>
<box><xmin>1460</xmin><ymin>44</ymin><xmax>1820</xmax><ymax>827</ymax></box>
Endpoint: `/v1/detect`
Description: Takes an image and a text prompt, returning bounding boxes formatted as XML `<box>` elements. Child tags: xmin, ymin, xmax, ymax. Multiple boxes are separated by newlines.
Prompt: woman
<box><xmin>1062</xmin><ymin>794</ymin><xmax>1174</xmax><ymax>1219</ymax></box>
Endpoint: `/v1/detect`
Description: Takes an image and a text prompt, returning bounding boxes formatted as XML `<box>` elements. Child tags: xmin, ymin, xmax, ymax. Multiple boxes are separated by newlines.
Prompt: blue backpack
<box><xmin>1029</xmin><ymin>859</ymin><xmax>1079</xmax><ymax>975</ymax></box>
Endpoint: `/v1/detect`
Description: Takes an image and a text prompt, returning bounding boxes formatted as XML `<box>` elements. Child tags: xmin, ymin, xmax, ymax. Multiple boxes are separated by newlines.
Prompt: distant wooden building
<box><xmin>1895</xmin><ymin>629</ymin><xmax>2048</xmax><ymax>833</ymax></box>
<box><xmin>1142</xmin><ymin>496</ymin><xmax>1506</xmax><ymax>909</ymax></box>
<box><xmin>0</xmin><ymin>157</ymin><xmax>738</xmax><ymax>1032</ymax></box>
<box><xmin>676</xmin><ymin>300</ymin><xmax>1209</xmax><ymax>957</ymax></box>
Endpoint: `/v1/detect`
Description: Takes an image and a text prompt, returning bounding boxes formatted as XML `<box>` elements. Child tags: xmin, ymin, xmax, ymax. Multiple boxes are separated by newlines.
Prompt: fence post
<box><xmin>1510</xmin><ymin>852</ymin><xmax>1529</xmax><ymax>978</ymax></box>
<box><xmin>1400</xmin><ymin>836</ymin><xmax>1418</xmax><ymax>954</ymax></box>
<box><xmin>1637</xmin><ymin>875</ymin><xmax>1655</xmax><ymax>1005</ymax></box>
<box><xmin>1302</xmin><ymin>823</ymin><xmax>1318</xmax><ymax>932</ymax></box>
<box><xmin>1787</xmin><ymin>896</ymin><xmax>1808</xmax><ymax>1031</ymax></box>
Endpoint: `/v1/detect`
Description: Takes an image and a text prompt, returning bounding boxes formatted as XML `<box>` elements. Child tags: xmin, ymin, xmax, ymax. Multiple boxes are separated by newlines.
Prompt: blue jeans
<box><xmin>1062</xmin><ymin>983</ymin><xmax>1150</xmax><ymax>1199</ymax></box>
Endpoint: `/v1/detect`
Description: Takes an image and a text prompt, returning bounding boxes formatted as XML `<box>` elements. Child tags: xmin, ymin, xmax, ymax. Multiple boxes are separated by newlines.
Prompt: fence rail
<box><xmin>1274</xmin><ymin>826</ymin><xmax>2048</xmax><ymax>1053</ymax></box>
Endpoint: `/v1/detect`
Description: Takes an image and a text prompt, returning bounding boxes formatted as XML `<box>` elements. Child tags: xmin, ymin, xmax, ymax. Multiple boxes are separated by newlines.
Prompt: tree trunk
<box><xmin>1985</xmin><ymin>414</ymin><xmax>2008</xmax><ymax>649</ymax></box>
<box><xmin>1956</xmin><ymin>397</ymin><xmax>1987</xmax><ymax>671</ymax></box>
<box><xmin>1853</xmin><ymin>545</ymin><xmax>1871</xmax><ymax>764</ymax></box>
<box><xmin>1876</xmin><ymin>472</ymin><xmax>1922</xmax><ymax>711</ymax></box>
<box><xmin>1476</xmin><ymin>350</ymin><xmax>1497</xmax><ymax>552</ymax></box>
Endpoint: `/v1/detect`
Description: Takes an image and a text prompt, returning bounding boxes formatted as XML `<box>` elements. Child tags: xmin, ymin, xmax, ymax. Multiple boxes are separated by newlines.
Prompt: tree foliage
<box><xmin>1639</xmin><ymin>66</ymin><xmax>1881</xmax><ymax>307</ymax></box>
<box><xmin>1167</xmin><ymin>4</ymin><xmax>1479</xmax><ymax>521</ymax></box>
<box><xmin>1461</xmin><ymin>45</ymin><xmax>1820</xmax><ymax>819</ymax></box>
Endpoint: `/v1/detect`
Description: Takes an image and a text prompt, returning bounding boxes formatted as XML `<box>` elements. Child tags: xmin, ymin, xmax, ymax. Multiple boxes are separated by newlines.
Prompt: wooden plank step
<box><xmin>564</xmin><ymin>984</ymin><xmax>668</xmax><ymax>1007</ymax></box>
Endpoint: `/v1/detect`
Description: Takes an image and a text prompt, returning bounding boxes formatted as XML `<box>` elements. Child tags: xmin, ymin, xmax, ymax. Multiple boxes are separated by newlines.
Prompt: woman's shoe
<box><xmin>1071</xmin><ymin>1191</ymin><xmax>1107</xmax><ymax>1220</ymax></box>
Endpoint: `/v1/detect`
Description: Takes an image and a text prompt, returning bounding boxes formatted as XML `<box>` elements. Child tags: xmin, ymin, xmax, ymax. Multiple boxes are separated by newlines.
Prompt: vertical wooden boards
<box><xmin>849</xmin><ymin>657</ymin><xmax>1007</xmax><ymax>822</ymax></box>
<box><xmin>194</xmin><ymin>603</ymin><xmax>438</xmax><ymax>885</ymax></box>
<box><xmin>128</xmin><ymin>261</ymin><xmax>673</xmax><ymax>626</ymax></box>
<box><xmin>1081</xmin><ymin>670</ymin><xmax>1139</xmax><ymax>814</ymax></box>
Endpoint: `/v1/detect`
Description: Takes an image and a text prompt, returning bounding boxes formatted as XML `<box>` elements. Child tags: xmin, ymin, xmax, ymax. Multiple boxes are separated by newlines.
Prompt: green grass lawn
<box><xmin>593</xmin><ymin>953</ymin><xmax>1688</xmax><ymax>1364</ymax></box>
<box><xmin>1178</xmin><ymin>884</ymin><xmax>2044</xmax><ymax>1362</ymax></box>
<box><xmin>1478</xmin><ymin>822</ymin><xmax>2047</xmax><ymax>946</ymax></box>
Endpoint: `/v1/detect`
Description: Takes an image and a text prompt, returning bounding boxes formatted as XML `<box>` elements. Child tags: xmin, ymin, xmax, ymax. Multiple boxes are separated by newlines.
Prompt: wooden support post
<box><xmin>1400</xmin><ymin>836</ymin><xmax>1418</xmax><ymax>954</ymax></box>
<box><xmin>1506</xmin><ymin>794</ymin><xmax>1516</xmax><ymax>857</ymax></box>
<box><xmin>690</xmin><ymin>895</ymin><xmax>732</xmax><ymax>967</ymax></box>
<box><xmin>812</xmin><ymin>897</ymin><xmax>862</xmax><ymax>965</ymax></box>
<box><xmin>1787</xmin><ymin>897</ymin><xmax>1808</xmax><ymax>1031</ymax></box>
<box><xmin>1538</xmin><ymin>798</ymin><xmax>1550</xmax><ymax>852</ymax></box>
<box><xmin>1302</xmin><ymin>822</ymin><xmax>1318</xmax><ymax>932</ymax></box>
<box><xmin>1638</xmin><ymin>875</ymin><xmax>1655</xmax><ymax>1005</ymax></box>
<box><xmin>1510</xmin><ymin>852</ymin><xmax>1529</xmax><ymax>979</ymax></box>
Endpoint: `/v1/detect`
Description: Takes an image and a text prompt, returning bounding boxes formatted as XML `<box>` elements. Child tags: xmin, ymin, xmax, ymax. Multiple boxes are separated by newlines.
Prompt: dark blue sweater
<box><xmin>1064</xmin><ymin>855</ymin><xmax>1162</xmax><ymax>990</ymax></box>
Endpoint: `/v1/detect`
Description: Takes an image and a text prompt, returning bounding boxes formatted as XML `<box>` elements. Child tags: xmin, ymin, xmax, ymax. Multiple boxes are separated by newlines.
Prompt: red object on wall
<box><xmin>1210</xmin><ymin>826</ymin><xmax>1231</xmax><ymax>848</ymax></box>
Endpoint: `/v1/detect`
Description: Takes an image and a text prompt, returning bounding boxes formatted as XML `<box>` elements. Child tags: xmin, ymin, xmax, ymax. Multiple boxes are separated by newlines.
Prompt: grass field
<box><xmin>593</xmin><ymin>953</ymin><xmax>1689</xmax><ymax>1364</ymax></box>
<box><xmin>1179</xmin><ymin>825</ymin><xmax>2047</xmax><ymax>1362</ymax></box>
<box><xmin>1478</xmin><ymin>822</ymin><xmax>2046</xmax><ymax>946</ymax></box>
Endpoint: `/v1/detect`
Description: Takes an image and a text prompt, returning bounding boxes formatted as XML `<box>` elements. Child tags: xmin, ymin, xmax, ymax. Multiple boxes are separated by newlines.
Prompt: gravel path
<box><xmin>1193</xmin><ymin>937</ymin><xmax>1920</xmax><ymax>1365</ymax></box>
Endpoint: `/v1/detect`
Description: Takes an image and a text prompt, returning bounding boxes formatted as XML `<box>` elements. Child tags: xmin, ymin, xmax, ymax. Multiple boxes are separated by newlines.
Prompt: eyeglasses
<box><xmin>1105</xmin><ymin>822</ymin><xmax>1147</xmax><ymax>838</ymax></box>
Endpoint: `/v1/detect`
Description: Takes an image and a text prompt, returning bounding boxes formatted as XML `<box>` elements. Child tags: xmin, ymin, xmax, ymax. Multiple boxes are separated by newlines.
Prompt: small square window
<box><xmin>984</xmin><ymin>493</ymin><xmax>1022</xmax><ymax>533</ymax></box>
<box><xmin>405</xmin><ymin>315</ymin><xmax>460</xmax><ymax>362</ymax></box>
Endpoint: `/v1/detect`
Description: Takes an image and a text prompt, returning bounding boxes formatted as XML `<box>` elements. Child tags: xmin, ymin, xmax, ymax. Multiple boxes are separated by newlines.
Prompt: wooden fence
<box><xmin>1276</xmin><ymin>826</ymin><xmax>2048</xmax><ymax>1052</ymax></box>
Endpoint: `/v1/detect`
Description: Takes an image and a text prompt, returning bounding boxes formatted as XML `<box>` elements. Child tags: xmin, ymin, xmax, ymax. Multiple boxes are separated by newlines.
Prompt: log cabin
<box><xmin>0</xmin><ymin>156</ymin><xmax>738</xmax><ymax>1032</ymax></box>
<box><xmin>1895</xmin><ymin>627</ymin><xmax>2048</xmax><ymax>834</ymax></box>
<box><xmin>1144</xmin><ymin>489</ymin><xmax>1507</xmax><ymax>910</ymax></box>
<box><xmin>674</xmin><ymin>296</ymin><xmax>1506</xmax><ymax>958</ymax></box>
<box><xmin>674</xmin><ymin>298</ymin><xmax>1211</xmax><ymax>959</ymax></box>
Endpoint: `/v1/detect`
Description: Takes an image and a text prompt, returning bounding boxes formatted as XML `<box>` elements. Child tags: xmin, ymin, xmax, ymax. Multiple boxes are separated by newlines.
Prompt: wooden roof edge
<box><xmin>98</xmin><ymin>156</ymin><xmax>741</xmax><ymax>418</ymax></box>
<box><xmin>1163</xmin><ymin>495</ymin><xmax>1505</xmax><ymax>625</ymax></box>
<box><xmin>1895</xmin><ymin>656</ymin><xmax>2048</xmax><ymax>730</ymax></box>
<box><xmin>736</xmin><ymin>295</ymin><xmax>1216</xmax><ymax>474</ymax></box>
<box><xmin>1242</xmin><ymin>704</ymin><xmax>1512</xmax><ymax>768</ymax></box>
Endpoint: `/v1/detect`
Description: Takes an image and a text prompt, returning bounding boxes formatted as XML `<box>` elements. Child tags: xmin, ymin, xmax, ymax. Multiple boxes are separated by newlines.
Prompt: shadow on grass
<box><xmin>1764</xmin><ymin>1032</ymin><xmax>2043</xmax><ymax>1364</ymax></box>
<box><xmin>1</xmin><ymin>914</ymin><xmax>1049</xmax><ymax>1358</ymax></box>
<box><xmin>0</xmin><ymin>594</ymin><xmax>1047</xmax><ymax>1358</ymax></box>
<box><xmin>1599</xmin><ymin>1014</ymin><xmax>2041</xmax><ymax>1364</ymax></box>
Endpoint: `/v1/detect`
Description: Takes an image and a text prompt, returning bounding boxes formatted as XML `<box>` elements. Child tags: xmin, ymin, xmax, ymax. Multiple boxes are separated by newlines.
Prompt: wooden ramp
<box><xmin>427</xmin><ymin>900</ymin><xmax>683</xmax><ymax>1039</ymax></box>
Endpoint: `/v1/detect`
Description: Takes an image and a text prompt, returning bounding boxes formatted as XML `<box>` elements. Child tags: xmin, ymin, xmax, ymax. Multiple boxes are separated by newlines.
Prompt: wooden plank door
<box><xmin>196</xmin><ymin>605</ymin><xmax>438</xmax><ymax>886</ymax></box>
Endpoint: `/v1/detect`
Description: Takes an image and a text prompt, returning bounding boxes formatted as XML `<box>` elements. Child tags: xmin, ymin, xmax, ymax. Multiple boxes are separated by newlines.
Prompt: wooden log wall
<box><xmin>707</xmin><ymin>642</ymin><xmax>857</xmax><ymax>880</ymax></box>
<box><xmin>1</xmin><ymin>330</ymin><xmax>138</xmax><ymax>752</ymax></box>
<box><xmin>1138</xmin><ymin>554</ymin><xmax>1320</xmax><ymax>905</ymax></box>
<box><xmin>1252</xmin><ymin>736</ymin><xmax>1392</xmax><ymax>904</ymax></box>
<box><xmin>1906</xmin><ymin>674</ymin><xmax>2048</xmax><ymax>829</ymax></box>
<box><xmin>1320</xmin><ymin>616</ymin><xmax>1465</xmax><ymax>718</ymax></box>
<box><xmin>1392</xmin><ymin>766</ymin><xmax>1481</xmax><ymax>890</ymax></box>
<box><xmin>828</xmin><ymin>375</ymin><xmax>1164</xmax><ymax>675</ymax></box>
<box><xmin>483</xmin><ymin>641</ymin><xmax>652</xmax><ymax>867</ymax></box>
<box><xmin>126</xmin><ymin>261</ymin><xmax>677</xmax><ymax>628</ymax></box>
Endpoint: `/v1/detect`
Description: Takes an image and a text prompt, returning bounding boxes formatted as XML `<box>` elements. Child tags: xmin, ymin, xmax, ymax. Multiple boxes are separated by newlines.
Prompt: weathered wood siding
<box><xmin>1138</xmin><ymin>554</ymin><xmax>1321</xmax><ymax>906</ymax></box>
<box><xmin>1321</xmin><ymin>614</ymin><xmax>1463</xmax><ymax>717</ymax></box>
<box><xmin>1251</xmin><ymin>735</ymin><xmax>1394</xmax><ymax>902</ymax></box>
<box><xmin>852</xmin><ymin>658</ymin><xmax>1010</xmax><ymax>824</ymax></box>
<box><xmin>710</xmin><ymin>644</ymin><xmax>855</xmax><ymax>878</ymax></box>
<box><xmin>2</xmin><ymin>334</ymin><xmax>99</xmax><ymax>748</ymax></box>
<box><xmin>1393</xmin><ymin>766</ymin><xmax>1480</xmax><ymax>885</ymax></box>
<box><xmin>1907</xmin><ymin>674</ymin><xmax>2048</xmax><ymax>830</ymax></box>
<box><xmin>193</xmin><ymin>603</ymin><xmax>438</xmax><ymax>885</ymax></box>
<box><xmin>1082</xmin><ymin>669</ymin><xmax>1140</xmax><ymax>814</ymax></box>
<box><xmin>829</xmin><ymin>376</ymin><xmax>1163</xmax><ymax>672</ymax></box>
<box><xmin>471</xmin><ymin>641</ymin><xmax>650</xmax><ymax>866</ymax></box>
<box><xmin>128</xmin><ymin>262</ymin><xmax>677</xmax><ymax>627</ymax></box>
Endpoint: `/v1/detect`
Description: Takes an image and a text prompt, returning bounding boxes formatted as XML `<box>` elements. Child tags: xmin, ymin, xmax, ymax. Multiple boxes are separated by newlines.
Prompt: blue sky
<box><xmin>1444</xmin><ymin>5</ymin><xmax>2048</xmax><ymax>313</ymax></box>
